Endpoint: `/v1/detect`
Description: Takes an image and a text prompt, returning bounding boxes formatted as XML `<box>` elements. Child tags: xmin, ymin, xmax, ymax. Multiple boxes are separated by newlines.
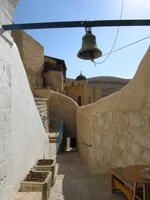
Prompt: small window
<box><xmin>88</xmin><ymin>96</ymin><xmax>91</xmax><ymax>104</ymax></box>
<box><xmin>77</xmin><ymin>96</ymin><xmax>81</xmax><ymax>106</ymax></box>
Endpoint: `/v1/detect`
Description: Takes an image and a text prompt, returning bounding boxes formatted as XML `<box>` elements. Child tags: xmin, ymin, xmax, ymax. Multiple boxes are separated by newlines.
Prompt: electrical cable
<box><xmin>101</xmin><ymin>35</ymin><xmax>150</xmax><ymax>57</ymax></box>
<box><xmin>93</xmin><ymin>0</ymin><xmax>124</xmax><ymax>65</ymax></box>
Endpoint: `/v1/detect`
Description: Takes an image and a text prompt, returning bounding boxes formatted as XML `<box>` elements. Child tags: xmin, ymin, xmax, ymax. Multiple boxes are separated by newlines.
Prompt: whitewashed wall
<box><xmin>0</xmin><ymin>1</ymin><xmax>50</xmax><ymax>200</ymax></box>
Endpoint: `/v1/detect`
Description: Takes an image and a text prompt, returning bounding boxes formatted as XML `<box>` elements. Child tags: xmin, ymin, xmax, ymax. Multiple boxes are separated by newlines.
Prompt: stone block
<box><xmin>142</xmin><ymin>150</ymin><xmax>150</xmax><ymax>163</ymax></box>
<box><xmin>128</xmin><ymin>113</ymin><xmax>144</xmax><ymax>127</ymax></box>
<box><xmin>13</xmin><ymin>192</ymin><xmax>42</xmax><ymax>200</ymax></box>
<box><xmin>20</xmin><ymin>171</ymin><xmax>52</xmax><ymax>200</ymax></box>
<box><xmin>52</xmin><ymin>163</ymin><xmax>59</xmax><ymax>186</ymax></box>
<box><xmin>33</xmin><ymin>159</ymin><xmax>56</xmax><ymax>185</ymax></box>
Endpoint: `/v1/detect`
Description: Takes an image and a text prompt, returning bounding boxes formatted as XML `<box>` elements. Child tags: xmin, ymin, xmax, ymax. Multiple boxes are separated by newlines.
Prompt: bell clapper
<box><xmin>91</xmin><ymin>59</ymin><xmax>97</xmax><ymax>67</ymax></box>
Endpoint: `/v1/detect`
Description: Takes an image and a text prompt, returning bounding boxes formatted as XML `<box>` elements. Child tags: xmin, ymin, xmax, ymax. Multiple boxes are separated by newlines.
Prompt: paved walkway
<box><xmin>50</xmin><ymin>152</ymin><xmax>125</xmax><ymax>200</ymax></box>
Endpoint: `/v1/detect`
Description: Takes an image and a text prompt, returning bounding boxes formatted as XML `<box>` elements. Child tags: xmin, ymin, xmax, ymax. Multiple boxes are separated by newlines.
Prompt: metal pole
<box><xmin>2</xmin><ymin>19</ymin><xmax>150</xmax><ymax>31</ymax></box>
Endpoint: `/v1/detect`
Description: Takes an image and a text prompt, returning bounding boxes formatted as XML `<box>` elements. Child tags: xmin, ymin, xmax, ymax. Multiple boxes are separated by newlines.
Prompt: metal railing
<box><xmin>56</xmin><ymin>120</ymin><xmax>64</xmax><ymax>153</ymax></box>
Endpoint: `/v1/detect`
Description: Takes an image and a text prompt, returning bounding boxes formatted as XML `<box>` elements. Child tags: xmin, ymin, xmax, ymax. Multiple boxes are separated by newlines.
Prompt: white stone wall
<box><xmin>0</xmin><ymin>1</ymin><xmax>50</xmax><ymax>200</ymax></box>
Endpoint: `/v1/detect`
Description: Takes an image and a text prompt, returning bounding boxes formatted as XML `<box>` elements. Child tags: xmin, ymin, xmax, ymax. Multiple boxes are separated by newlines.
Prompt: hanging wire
<box><xmin>93</xmin><ymin>0</ymin><xmax>124</xmax><ymax>65</ymax></box>
<box><xmin>101</xmin><ymin>35</ymin><xmax>150</xmax><ymax>57</ymax></box>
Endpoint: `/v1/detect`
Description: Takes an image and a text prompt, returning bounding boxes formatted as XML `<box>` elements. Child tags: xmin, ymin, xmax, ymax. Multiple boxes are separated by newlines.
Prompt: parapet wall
<box><xmin>77</xmin><ymin>47</ymin><xmax>150</xmax><ymax>173</ymax></box>
<box><xmin>34</xmin><ymin>89</ymin><xmax>79</xmax><ymax>138</ymax></box>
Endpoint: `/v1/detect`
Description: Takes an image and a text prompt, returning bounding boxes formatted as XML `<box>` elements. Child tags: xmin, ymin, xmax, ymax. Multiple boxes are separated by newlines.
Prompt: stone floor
<box><xmin>50</xmin><ymin>152</ymin><xmax>126</xmax><ymax>200</ymax></box>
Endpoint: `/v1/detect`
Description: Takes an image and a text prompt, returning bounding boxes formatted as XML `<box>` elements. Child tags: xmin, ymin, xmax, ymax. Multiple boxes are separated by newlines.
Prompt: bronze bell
<box><xmin>77</xmin><ymin>28</ymin><xmax>102</xmax><ymax>61</ymax></box>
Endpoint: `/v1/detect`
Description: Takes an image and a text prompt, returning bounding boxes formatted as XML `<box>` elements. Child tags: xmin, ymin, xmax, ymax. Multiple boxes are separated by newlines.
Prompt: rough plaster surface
<box><xmin>34</xmin><ymin>89</ymin><xmax>79</xmax><ymax>137</ymax></box>
<box><xmin>0</xmin><ymin>1</ymin><xmax>50</xmax><ymax>200</ymax></box>
<box><xmin>11</xmin><ymin>30</ymin><xmax>44</xmax><ymax>89</ymax></box>
<box><xmin>77</xmin><ymin>47</ymin><xmax>150</xmax><ymax>173</ymax></box>
<box><xmin>43</xmin><ymin>70</ymin><xmax>64</xmax><ymax>92</ymax></box>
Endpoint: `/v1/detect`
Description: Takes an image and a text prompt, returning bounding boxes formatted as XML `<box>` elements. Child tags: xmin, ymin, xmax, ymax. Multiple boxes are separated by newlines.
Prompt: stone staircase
<box><xmin>34</xmin><ymin>97</ymin><xmax>49</xmax><ymax>133</ymax></box>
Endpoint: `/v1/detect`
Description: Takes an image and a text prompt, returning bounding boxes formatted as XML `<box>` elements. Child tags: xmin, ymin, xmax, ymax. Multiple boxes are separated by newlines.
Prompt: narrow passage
<box><xmin>50</xmin><ymin>152</ymin><xmax>125</xmax><ymax>200</ymax></box>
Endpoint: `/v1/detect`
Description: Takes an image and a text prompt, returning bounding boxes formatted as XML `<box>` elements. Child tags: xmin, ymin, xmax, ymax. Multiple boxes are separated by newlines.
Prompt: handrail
<box><xmin>56</xmin><ymin>120</ymin><xmax>64</xmax><ymax>153</ymax></box>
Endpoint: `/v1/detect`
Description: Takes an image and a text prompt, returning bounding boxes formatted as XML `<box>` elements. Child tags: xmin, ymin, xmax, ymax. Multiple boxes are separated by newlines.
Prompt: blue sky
<box><xmin>14</xmin><ymin>0</ymin><xmax>150</xmax><ymax>79</ymax></box>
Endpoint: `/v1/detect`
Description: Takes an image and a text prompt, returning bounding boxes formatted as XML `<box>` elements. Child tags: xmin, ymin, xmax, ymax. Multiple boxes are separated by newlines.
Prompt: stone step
<box><xmin>34</xmin><ymin>97</ymin><xmax>49</xmax><ymax>133</ymax></box>
<box><xmin>52</xmin><ymin>163</ymin><xmax>59</xmax><ymax>186</ymax></box>
<box><xmin>48</xmin><ymin>132</ymin><xmax>57</xmax><ymax>143</ymax></box>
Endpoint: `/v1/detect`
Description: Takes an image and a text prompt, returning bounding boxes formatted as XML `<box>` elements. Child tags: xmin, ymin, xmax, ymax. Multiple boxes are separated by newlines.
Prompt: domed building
<box><xmin>75</xmin><ymin>73</ymin><xmax>87</xmax><ymax>81</ymax></box>
<box><xmin>64</xmin><ymin>73</ymin><xmax>101</xmax><ymax>106</ymax></box>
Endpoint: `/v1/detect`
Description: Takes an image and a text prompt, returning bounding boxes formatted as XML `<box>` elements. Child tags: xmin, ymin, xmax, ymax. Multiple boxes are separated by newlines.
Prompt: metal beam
<box><xmin>2</xmin><ymin>19</ymin><xmax>150</xmax><ymax>31</ymax></box>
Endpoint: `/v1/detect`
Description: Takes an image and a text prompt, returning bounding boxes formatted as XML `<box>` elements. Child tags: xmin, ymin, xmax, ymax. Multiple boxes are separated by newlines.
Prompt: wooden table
<box><xmin>110</xmin><ymin>165</ymin><xmax>150</xmax><ymax>200</ymax></box>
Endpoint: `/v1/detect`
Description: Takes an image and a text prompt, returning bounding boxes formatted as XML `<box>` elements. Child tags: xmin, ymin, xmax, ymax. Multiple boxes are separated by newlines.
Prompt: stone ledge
<box><xmin>13</xmin><ymin>192</ymin><xmax>42</xmax><ymax>200</ymax></box>
<box><xmin>48</xmin><ymin>132</ymin><xmax>57</xmax><ymax>143</ymax></box>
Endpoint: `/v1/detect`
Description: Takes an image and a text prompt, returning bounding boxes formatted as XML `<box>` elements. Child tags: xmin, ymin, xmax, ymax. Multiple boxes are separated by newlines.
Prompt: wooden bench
<box><xmin>110</xmin><ymin>165</ymin><xmax>150</xmax><ymax>200</ymax></box>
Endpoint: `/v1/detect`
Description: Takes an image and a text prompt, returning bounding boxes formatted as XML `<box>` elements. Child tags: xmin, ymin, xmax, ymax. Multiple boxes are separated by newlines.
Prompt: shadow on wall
<box><xmin>33</xmin><ymin>89</ymin><xmax>79</xmax><ymax>139</ymax></box>
<box><xmin>77</xmin><ymin>47</ymin><xmax>150</xmax><ymax>173</ymax></box>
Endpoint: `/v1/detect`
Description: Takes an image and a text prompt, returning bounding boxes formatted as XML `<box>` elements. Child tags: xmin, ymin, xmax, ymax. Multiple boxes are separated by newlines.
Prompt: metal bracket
<box><xmin>0</xmin><ymin>27</ymin><xmax>13</xmax><ymax>47</ymax></box>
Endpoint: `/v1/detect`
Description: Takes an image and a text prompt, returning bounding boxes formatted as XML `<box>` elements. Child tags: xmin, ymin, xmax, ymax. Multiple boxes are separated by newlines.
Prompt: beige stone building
<box><xmin>11</xmin><ymin>30</ymin><xmax>78</xmax><ymax>149</ymax></box>
<box><xmin>12</xmin><ymin>30</ymin><xmax>44</xmax><ymax>90</ymax></box>
<box><xmin>43</xmin><ymin>55</ymin><xmax>66</xmax><ymax>93</ymax></box>
<box><xmin>11</xmin><ymin>30</ymin><xmax>67</xmax><ymax>93</ymax></box>
<box><xmin>11</xmin><ymin>29</ymin><xmax>130</xmax><ymax>146</ymax></box>
<box><xmin>11</xmin><ymin>30</ymin><xmax>129</xmax><ymax>107</ymax></box>
<box><xmin>65</xmin><ymin>73</ymin><xmax>102</xmax><ymax>106</ymax></box>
